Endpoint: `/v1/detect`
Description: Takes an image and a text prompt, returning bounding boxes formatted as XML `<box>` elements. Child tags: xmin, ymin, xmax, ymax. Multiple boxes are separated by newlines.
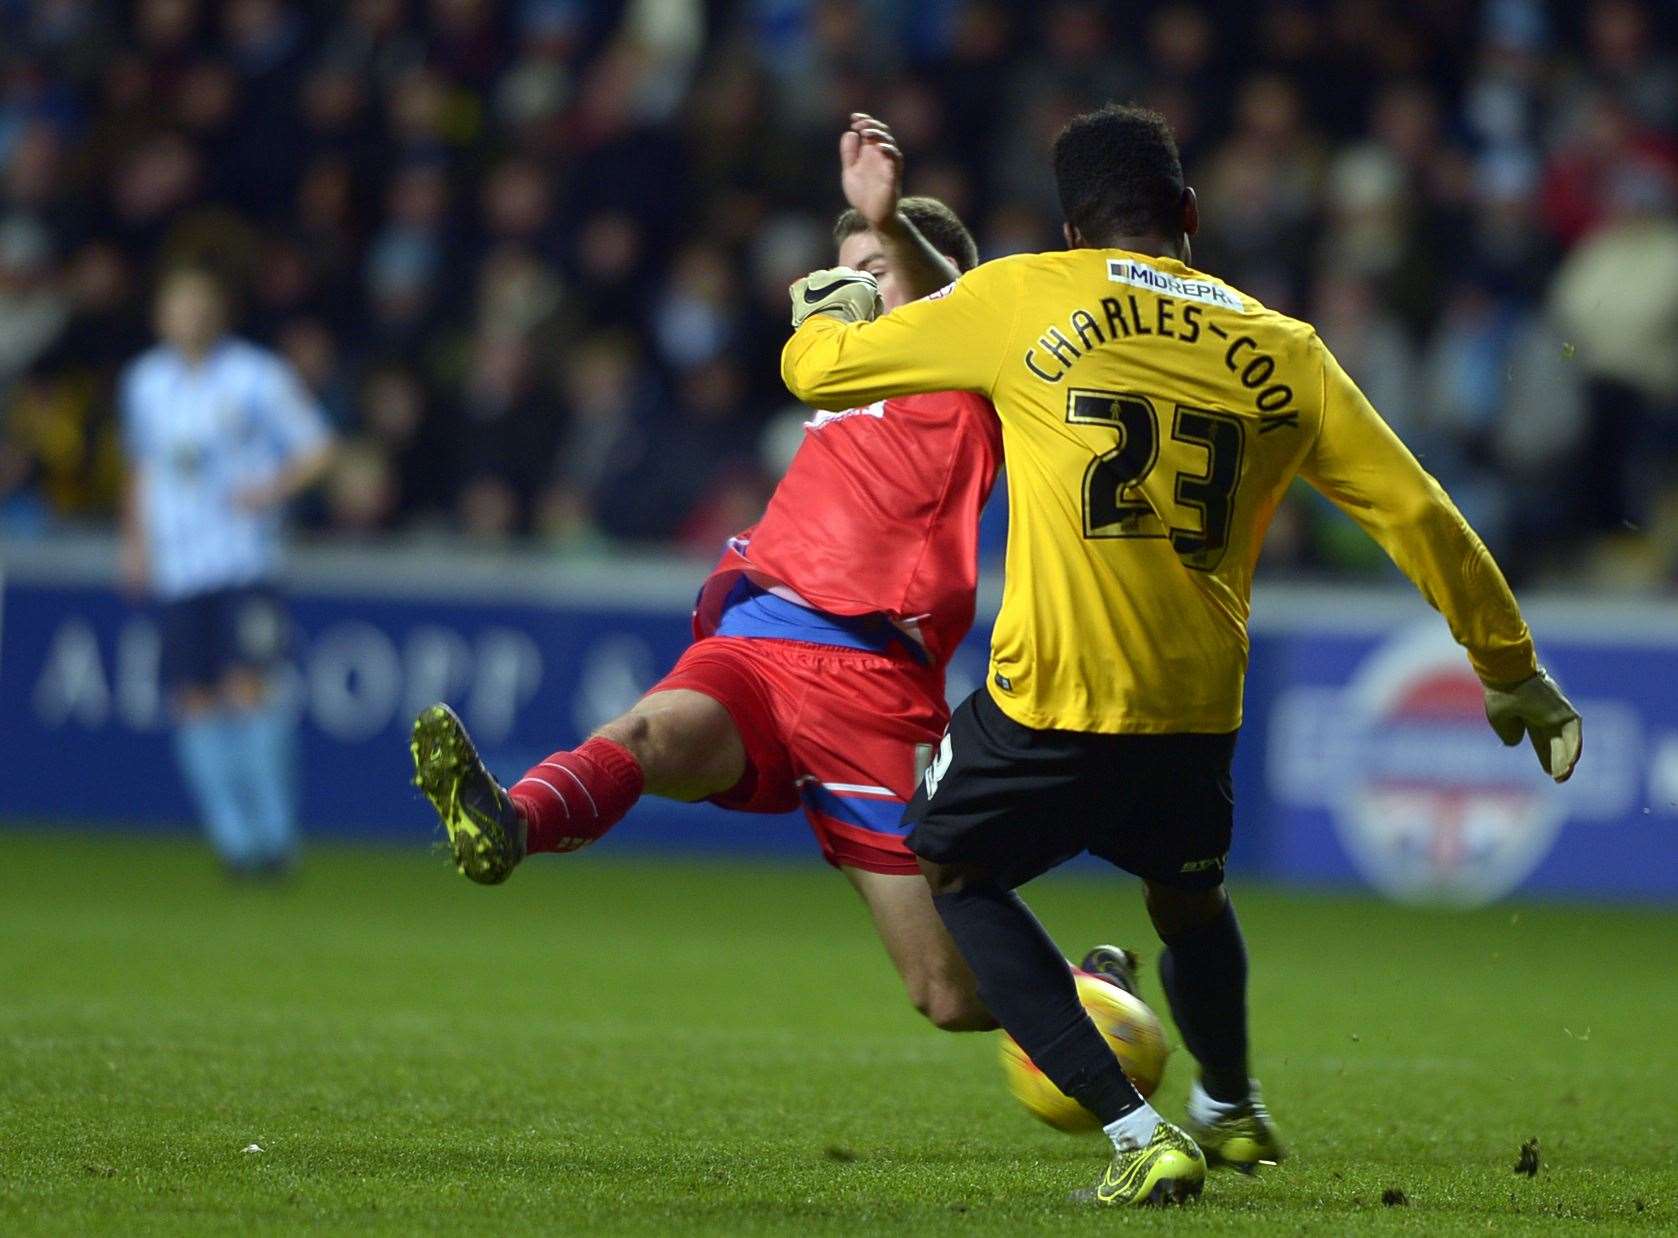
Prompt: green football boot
<box><xmin>1185</xmin><ymin>1090</ymin><xmax>1287</xmax><ymax>1174</ymax></box>
<box><xmin>1085</xmin><ymin>1119</ymin><xmax>1206</xmax><ymax>1207</ymax></box>
<box><xmin>411</xmin><ymin>703</ymin><xmax>527</xmax><ymax>885</ymax></box>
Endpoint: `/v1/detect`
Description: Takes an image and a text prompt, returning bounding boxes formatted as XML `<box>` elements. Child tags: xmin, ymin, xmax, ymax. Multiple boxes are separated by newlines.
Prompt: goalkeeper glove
<box><xmin>790</xmin><ymin>267</ymin><xmax>883</xmax><ymax>328</ymax></box>
<box><xmin>1483</xmin><ymin>668</ymin><xmax>1582</xmax><ymax>783</ymax></box>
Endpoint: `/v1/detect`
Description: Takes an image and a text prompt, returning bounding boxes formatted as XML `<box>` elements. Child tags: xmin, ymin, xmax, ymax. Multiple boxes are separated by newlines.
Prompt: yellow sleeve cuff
<box><xmin>1470</xmin><ymin>640</ymin><xmax>1540</xmax><ymax>688</ymax></box>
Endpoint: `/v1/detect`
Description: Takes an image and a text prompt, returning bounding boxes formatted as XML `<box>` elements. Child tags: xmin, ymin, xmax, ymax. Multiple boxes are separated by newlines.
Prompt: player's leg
<box><xmin>921</xmin><ymin>856</ymin><xmax>1203</xmax><ymax>1205</ymax></box>
<box><xmin>778</xmin><ymin>645</ymin><xmax>995</xmax><ymax>1031</ymax></box>
<box><xmin>222</xmin><ymin>667</ymin><xmax>296</xmax><ymax>872</ymax></box>
<box><xmin>218</xmin><ymin>589</ymin><xmax>298</xmax><ymax>873</ymax></box>
<box><xmin>505</xmin><ymin>687</ymin><xmax>745</xmax><ymax>850</ymax></box>
<box><xmin>837</xmin><ymin>837</ymin><xmax>1135</xmax><ymax>1031</ymax></box>
<box><xmin>415</xmin><ymin>638</ymin><xmax>778</xmax><ymax>883</ymax></box>
<box><xmin>841</xmin><ymin>865</ymin><xmax>993</xmax><ymax>1031</ymax></box>
<box><xmin>164</xmin><ymin>592</ymin><xmax>259</xmax><ymax>873</ymax></box>
<box><xmin>918</xmin><ymin>856</ymin><xmax>1146</xmax><ymax>1121</ymax></box>
<box><xmin>174</xmin><ymin>686</ymin><xmax>259</xmax><ymax>871</ymax></box>
<box><xmin>413</xmin><ymin>688</ymin><xmax>737</xmax><ymax>882</ymax></box>
<box><xmin>1144</xmin><ymin>878</ymin><xmax>1284</xmax><ymax>1171</ymax></box>
<box><xmin>590</xmin><ymin>689</ymin><xmax>746</xmax><ymax>801</ymax></box>
<box><xmin>1144</xmin><ymin>880</ymin><xmax>1246</xmax><ymax>1097</ymax></box>
<box><xmin>1101</xmin><ymin>728</ymin><xmax>1283</xmax><ymax>1173</ymax></box>
<box><xmin>906</xmin><ymin>690</ymin><xmax>1203</xmax><ymax>1206</ymax></box>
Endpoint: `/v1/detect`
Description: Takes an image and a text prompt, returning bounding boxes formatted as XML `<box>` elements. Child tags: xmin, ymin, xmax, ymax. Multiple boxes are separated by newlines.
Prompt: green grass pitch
<box><xmin>2</xmin><ymin>832</ymin><xmax>1674</xmax><ymax>1234</ymax></box>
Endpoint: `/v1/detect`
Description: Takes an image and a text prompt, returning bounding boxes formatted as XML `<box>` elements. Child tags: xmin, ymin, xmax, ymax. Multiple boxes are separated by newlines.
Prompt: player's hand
<box><xmin>1483</xmin><ymin>668</ymin><xmax>1582</xmax><ymax>783</ymax></box>
<box><xmin>790</xmin><ymin>266</ymin><xmax>884</xmax><ymax>328</ymax></box>
<box><xmin>840</xmin><ymin>112</ymin><xmax>903</xmax><ymax>230</ymax></box>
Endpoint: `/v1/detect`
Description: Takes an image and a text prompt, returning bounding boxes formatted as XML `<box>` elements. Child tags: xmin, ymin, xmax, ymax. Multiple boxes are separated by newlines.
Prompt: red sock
<box><xmin>508</xmin><ymin>737</ymin><xmax>645</xmax><ymax>854</ymax></box>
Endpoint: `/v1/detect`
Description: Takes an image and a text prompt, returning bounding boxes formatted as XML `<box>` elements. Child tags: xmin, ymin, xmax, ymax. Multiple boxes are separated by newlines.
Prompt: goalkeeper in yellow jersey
<box><xmin>781</xmin><ymin>104</ymin><xmax>1582</xmax><ymax>1207</ymax></box>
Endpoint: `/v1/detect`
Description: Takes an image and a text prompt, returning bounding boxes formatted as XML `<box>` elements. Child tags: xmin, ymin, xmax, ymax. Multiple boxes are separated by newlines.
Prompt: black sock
<box><xmin>933</xmin><ymin>881</ymin><xmax>1143</xmax><ymax>1125</ymax></box>
<box><xmin>1159</xmin><ymin>898</ymin><xmax>1250</xmax><ymax>1104</ymax></box>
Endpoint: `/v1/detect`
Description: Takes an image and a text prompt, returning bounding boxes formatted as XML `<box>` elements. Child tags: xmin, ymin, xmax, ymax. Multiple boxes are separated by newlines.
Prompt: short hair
<box><xmin>1052</xmin><ymin>104</ymin><xmax>1185</xmax><ymax>245</ymax></box>
<box><xmin>832</xmin><ymin>195</ymin><xmax>980</xmax><ymax>272</ymax></box>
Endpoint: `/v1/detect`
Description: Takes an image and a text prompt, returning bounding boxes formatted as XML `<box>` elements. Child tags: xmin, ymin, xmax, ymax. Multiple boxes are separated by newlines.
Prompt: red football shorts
<box><xmin>649</xmin><ymin>636</ymin><xmax>948</xmax><ymax>876</ymax></box>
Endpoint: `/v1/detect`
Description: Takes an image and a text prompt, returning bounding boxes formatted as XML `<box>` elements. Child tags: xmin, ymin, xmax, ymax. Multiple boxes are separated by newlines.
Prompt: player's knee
<box><xmin>1144</xmin><ymin>880</ymin><xmax>1227</xmax><ymax>938</ymax></box>
<box><xmin>596</xmin><ymin>710</ymin><xmax>693</xmax><ymax>793</ymax></box>
<box><xmin>597</xmin><ymin>708</ymin><xmax>697</xmax><ymax>776</ymax></box>
<box><xmin>595</xmin><ymin>698</ymin><xmax>741</xmax><ymax>801</ymax></box>
<box><xmin>596</xmin><ymin>709</ymin><xmax>655</xmax><ymax>759</ymax></box>
<box><xmin>910</xmin><ymin>976</ymin><xmax>993</xmax><ymax>1032</ymax></box>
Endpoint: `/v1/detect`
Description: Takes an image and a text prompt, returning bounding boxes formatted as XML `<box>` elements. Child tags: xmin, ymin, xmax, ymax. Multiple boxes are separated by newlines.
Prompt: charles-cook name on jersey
<box><xmin>1022</xmin><ymin>285</ymin><xmax>1295</xmax><ymax>414</ymax></box>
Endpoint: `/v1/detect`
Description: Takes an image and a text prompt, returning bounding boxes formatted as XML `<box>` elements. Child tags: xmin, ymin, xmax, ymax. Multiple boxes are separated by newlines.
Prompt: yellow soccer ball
<box><xmin>998</xmin><ymin>970</ymin><xmax>1169</xmax><ymax>1133</ymax></box>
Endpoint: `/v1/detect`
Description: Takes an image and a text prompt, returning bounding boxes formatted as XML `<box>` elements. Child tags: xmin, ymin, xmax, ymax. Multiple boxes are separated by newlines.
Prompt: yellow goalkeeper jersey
<box><xmin>782</xmin><ymin>248</ymin><xmax>1538</xmax><ymax>734</ymax></box>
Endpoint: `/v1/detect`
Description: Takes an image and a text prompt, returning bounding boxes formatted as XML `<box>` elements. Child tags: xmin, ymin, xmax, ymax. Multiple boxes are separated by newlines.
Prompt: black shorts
<box><xmin>159</xmin><ymin>584</ymin><xmax>291</xmax><ymax>694</ymax></box>
<box><xmin>904</xmin><ymin>688</ymin><xmax>1237</xmax><ymax>891</ymax></box>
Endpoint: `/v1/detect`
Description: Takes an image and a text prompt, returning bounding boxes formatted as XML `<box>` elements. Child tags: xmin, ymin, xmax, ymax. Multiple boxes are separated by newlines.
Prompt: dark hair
<box><xmin>1052</xmin><ymin>104</ymin><xmax>1185</xmax><ymax>245</ymax></box>
<box><xmin>832</xmin><ymin>195</ymin><xmax>980</xmax><ymax>272</ymax></box>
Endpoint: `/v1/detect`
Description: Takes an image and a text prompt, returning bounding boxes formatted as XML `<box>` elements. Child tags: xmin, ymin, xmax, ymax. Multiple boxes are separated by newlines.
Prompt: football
<box><xmin>999</xmin><ymin>970</ymin><xmax>1169</xmax><ymax>1133</ymax></box>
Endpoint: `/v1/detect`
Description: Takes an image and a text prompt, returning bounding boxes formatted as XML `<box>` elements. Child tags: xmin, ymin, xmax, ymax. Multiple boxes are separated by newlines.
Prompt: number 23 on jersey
<box><xmin>1067</xmin><ymin>388</ymin><xmax>1245</xmax><ymax>573</ymax></box>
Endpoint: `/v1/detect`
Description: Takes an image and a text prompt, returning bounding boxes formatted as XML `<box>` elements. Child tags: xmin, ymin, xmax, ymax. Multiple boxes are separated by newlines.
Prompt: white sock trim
<box><xmin>1187</xmin><ymin>1078</ymin><xmax>1256</xmax><ymax>1125</ymax></box>
<box><xmin>1103</xmin><ymin>1103</ymin><xmax>1161</xmax><ymax>1151</ymax></box>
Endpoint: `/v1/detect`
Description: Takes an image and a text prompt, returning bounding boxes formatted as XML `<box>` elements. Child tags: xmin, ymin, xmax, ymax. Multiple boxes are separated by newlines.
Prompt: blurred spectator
<box><xmin>276</xmin><ymin>316</ymin><xmax>355</xmax><ymax>426</ymax></box>
<box><xmin>1416</xmin><ymin>283</ymin><xmax>1516</xmax><ymax>547</ymax></box>
<box><xmin>1549</xmin><ymin>169</ymin><xmax>1678</xmax><ymax>547</ymax></box>
<box><xmin>540</xmin><ymin>332</ymin><xmax>648</xmax><ymax>538</ymax></box>
<box><xmin>653</xmin><ymin>244</ymin><xmax>738</xmax><ymax>371</ymax></box>
<box><xmin>1579</xmin><ymin>0</ymin><xmax>1678</xmax><ymax>133</ymax></box>
<box><xmin>454</xmin><ymin>329</ymin><xmax>556</xmax><ymax>536</ymax></box>
<box><xmin>1200</xmin><ymin>74</ymin><xmax>1323</xmax><ymax>311</ymax></box>
<box><xmin>1541</xmin><ymin>93</ymin><xmax>1678</xmax><ymax>247</ymax></box>
<box><xmin>0</xmin><ymin>216</ymin><xmax>68</xmax><ymax>387</ymax></box>
<box><xmin>0</xmin><ymin>0</ymin><xmax>1672</xmax><ymax>589</ymax></box>
<box><xmin>321</xmin><ymin>437</ymin><xmax>399</xmax><ymax>536</ymax></box>
<box><xmin>1314</xmin><ymin>272</ymin><xmax>1420</xmax><ymax>442</ymax></box>
<box><xmin>357</xmin><ymin>360</ymin><xmax>445</xmax><ymax>524</ymax></box>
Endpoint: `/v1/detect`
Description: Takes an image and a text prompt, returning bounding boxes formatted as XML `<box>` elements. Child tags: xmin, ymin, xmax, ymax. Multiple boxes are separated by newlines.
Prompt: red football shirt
<box><xmin>695</xmin><ymin>390</ymin><xmax>1002</xmax><ymax>670</ymax></box>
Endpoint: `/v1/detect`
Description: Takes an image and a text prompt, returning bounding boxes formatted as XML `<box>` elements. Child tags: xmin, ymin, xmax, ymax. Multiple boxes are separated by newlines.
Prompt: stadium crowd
<box><xmin>1</xmin><ymin>0</ymin><xmax>1676</xmax><ymax>586</ymax></box>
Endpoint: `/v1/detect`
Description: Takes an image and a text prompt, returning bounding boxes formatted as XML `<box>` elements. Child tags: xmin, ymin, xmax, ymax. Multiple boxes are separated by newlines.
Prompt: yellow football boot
<box><xmin>1185</xmin><ymin>1090</ymin><xmax>1287</xmax><ymax>1174</ymax></box>
<box><xmin>1087</xmin><ymin>1119</ymin><xmax>1206</xmax><ymax>1207</ymax></box>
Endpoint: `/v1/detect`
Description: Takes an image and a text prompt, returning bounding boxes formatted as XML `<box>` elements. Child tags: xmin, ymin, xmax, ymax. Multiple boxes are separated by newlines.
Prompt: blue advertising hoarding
<box><xmin>2</xmin><ymin>546</ymin><xmax>1674</xmax><ymax>904</ymax></box>
<box><xmin>1244</xmin><ymin>611</ymin><xmax>1675</xmax><ymax>903</ymax></box>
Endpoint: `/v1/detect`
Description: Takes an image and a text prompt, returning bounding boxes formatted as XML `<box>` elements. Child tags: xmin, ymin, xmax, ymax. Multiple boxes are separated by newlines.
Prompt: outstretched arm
<box><xmin>841</xmin><ymin>112</ymin><xmax>960</xmax><ymax>300</ymax></box>
<box><xmin>1299</xmin><ymin>338</ymin><xmax>1580</xmax><ymax>781</ymax></box>
<box><xmin>782</xmin><ymin>254</ymin><xmax>1023</xmax><ymax>408</ymax></box>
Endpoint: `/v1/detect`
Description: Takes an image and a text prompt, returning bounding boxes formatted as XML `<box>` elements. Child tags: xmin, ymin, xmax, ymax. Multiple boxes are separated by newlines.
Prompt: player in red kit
<box><xmin>413</xmin><ymin>116</ymin><xmax>1137</xmax><ymax>1029</ymax></box>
